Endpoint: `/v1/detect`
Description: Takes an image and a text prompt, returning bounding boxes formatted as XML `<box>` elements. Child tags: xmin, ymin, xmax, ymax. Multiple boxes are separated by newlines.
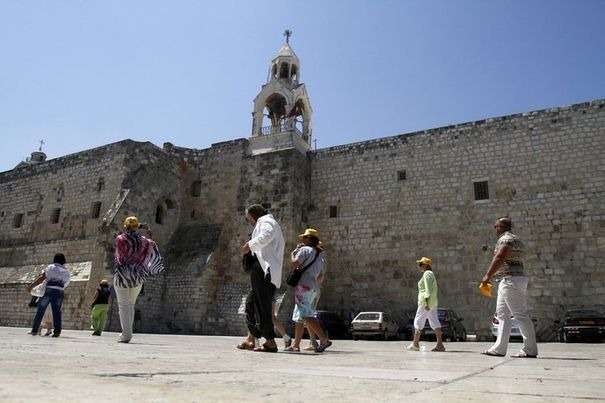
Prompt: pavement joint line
<box><xmin>409</xmin><ymin>357</ymin><xmax>513</xmax><ymax>395</ymax></box>
<box><xmin>460</xmin><ymin>390</ymin><xmax>605</xmax><ymax>401</ymax></box>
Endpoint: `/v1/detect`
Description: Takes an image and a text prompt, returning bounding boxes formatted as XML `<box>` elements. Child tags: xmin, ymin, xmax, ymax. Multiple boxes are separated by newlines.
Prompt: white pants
<box><xmin>414</xmin><ymin>306</ymin><xmax>441</xmax><ymax>331</ymax></box>
<box><xmin>115</xmin><ymin>284</ymin><xmax>142</xmax><ymax>342</ymax></box>
<box><xmin>490</xmin><ymin>276</ymin><xmax>538</xmax><ymax>356</ymax></box>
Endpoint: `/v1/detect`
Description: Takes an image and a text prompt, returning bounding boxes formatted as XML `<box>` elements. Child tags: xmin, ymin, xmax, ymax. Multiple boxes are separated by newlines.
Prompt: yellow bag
<box><xmin>478</xmin><ymin>282</ymin><xmax>493</xmax><ymax>298</ymax></box>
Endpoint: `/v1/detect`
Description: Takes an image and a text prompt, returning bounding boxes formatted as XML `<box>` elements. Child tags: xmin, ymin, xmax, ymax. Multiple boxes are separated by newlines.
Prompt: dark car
<box><xmin>402</xmin><ymin>308</ymin><xmax>467</xmax><ymax>341</ymax></box>
<box><xmin>314</xmin><ymin>310</ymin><xmax>350</xmax><ymax>339</ymax></box>
<box><xmin>556</xmin><ymin>309</ymin><xmax>605</xmax><ymax>342</ymax></box>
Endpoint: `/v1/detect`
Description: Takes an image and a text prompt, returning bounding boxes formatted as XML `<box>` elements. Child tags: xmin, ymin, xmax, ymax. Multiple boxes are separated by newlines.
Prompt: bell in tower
<box><xmin>250</xmin><ymin>30</ymin><xmax>313</xmax><ymax>155</ymax></box>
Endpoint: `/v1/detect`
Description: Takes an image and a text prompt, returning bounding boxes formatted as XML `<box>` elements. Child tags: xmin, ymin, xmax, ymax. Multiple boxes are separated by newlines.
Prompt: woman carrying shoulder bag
<box><xmin>286</xmin><ymin>228</ymin><xmax>332</xmax><ymax>353</ymax></box>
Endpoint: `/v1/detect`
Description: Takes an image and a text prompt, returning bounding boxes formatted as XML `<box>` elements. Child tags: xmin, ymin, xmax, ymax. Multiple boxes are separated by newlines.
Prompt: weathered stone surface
<box><xmin>1</xmin><ymin>327</ymin><xmax>604</xmax><ymax>402</ymax></box>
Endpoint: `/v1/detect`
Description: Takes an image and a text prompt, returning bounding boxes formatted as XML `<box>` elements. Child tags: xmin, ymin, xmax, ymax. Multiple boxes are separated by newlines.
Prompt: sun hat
<box><xmin>298</xmin><ymin>228</ymin><xmax>319</xmax><ymax>239</ymax></box>
<box><xmin>123</xmin><ymin>216</ymin><xmax>140</xmax><ymax>230</ymax></box>
<box><xmin>416</xmin><ymin>257</ymin><xmax>432</xmax><ymax>266</ymax></box>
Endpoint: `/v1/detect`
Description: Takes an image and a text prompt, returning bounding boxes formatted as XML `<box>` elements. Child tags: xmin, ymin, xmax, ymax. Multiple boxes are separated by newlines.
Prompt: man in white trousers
<box><xmin>481</xmin><ymin>217</ymin><xmax>538</xmax><ymax>358</ymax></box>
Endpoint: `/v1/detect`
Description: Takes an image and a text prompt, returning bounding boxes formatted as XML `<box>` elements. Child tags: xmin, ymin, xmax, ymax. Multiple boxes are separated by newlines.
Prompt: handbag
<box><xmin>286</xmin><ymin>248</ymin><xmax>320</xmax><ymax>287</ymax></box>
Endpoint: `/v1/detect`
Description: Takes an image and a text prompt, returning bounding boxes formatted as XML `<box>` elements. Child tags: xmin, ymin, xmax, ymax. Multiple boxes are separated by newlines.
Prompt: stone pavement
<box><xmin>0</xmin><ymin>327</ymin><xmax>603</xmax><ymax>402</ymax></box>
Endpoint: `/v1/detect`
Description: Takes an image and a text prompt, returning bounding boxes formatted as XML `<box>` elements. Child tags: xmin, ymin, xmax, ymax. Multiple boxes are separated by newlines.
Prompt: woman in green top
<box><xmin>406</xmin><ymin>257</ymin><xmax>445</xmax><ymax>352</ymax></box>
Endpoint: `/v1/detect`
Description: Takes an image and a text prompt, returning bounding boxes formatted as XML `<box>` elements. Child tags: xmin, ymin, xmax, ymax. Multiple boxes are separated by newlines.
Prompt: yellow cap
<box><xmin>298</xmin><ymin>228</ymin><xmax>319</xmax><ymax>239</ymax></box>
<box><xmin>479</xmin><ymin>282</ymin><xmax>493</xmax><ymax>298</ymax></box>
<box><xmin>416</xmin><ymin>257</ymin><xmax>432</xmax><ymax>266</ymax></box>
<box><xmin>123</xmin><ymin>216</ymin><xmax>140</xmax><ymax>230</ymax></box>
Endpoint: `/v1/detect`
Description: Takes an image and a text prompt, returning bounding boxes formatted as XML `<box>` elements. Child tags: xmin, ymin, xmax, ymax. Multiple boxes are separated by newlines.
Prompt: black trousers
<box><xmin>245</xmin><ymin>257</ymin><xmax>276</xmax><ymax>340</ymax></box>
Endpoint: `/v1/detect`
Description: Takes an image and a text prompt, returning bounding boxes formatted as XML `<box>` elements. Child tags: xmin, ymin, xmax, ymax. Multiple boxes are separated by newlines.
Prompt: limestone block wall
<box><xmin>0</xmin><ymin>140</ymin><xmax>135</xmax><ymax>330</ymax></box>
<box><xmin>308</xmin><ymin>99</ymin><xmax>605</xmax><ymax>339</ymax></box>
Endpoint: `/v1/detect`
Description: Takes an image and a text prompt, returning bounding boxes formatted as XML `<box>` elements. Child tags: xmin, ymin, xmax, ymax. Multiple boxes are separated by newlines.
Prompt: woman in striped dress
<box><xmin>113</xmin><ymin>216</ymin><xmax>165</xmax><ymax>343</ymax></box>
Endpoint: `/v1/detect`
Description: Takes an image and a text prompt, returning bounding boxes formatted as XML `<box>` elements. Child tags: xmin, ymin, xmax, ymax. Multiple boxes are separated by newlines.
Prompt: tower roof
<box><xmin>273</xmin><ymin>43</ymin><xmax>299</xmax><ymax>62</ymax></box>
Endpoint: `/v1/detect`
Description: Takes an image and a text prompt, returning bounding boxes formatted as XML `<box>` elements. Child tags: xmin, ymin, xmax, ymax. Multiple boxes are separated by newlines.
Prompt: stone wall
<box><xmin>308</xmin><ymin>99</ymin><xmax>605</xmax><ymax>339</ymax></box>
<box><xmin>0</xmin><ymin>141</ymin><xmax>134</xmax><ymax>329</ymax></box>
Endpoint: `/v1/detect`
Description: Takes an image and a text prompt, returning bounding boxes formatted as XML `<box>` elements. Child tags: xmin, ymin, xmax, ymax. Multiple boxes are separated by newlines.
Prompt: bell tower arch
<box><xmin>250</xmin><ymin>30</ymin><xmax>313</xmax><ymax>154</ymax></box>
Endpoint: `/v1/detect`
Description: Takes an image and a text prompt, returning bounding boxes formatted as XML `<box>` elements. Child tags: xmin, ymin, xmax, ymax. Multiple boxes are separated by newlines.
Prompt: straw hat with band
<box><xmin>123</xmin><ymin>216</ymin><xmax>140</xmax><ymax>230</ymax></box>
<box><xmin>416</xmin><ymin>257</ymin><xmax>432</xmax><ymax>267</ymax></box>
<box><xmin>298</xmin><ymin>228</ymin><xmax>319</xmax><ymax>239</ymax></box>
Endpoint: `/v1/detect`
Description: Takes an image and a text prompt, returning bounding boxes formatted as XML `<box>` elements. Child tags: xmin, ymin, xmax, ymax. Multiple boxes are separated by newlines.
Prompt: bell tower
<box><xmin>250</xmin><ymin>30</ymin><xmax>313</xmax><ymax>155</ymax></box>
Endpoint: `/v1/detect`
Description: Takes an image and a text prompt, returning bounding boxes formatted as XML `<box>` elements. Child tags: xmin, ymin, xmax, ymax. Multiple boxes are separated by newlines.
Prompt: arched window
<box><xmin>155</xmin><ymin>205</ymin><xmax>165</xmax><ymax>224</ymax></box>
<box><xmin>291</xmin><ymin>65</ymin><xmax>298</xmax><ymax>81</ymax></box>
<box><xmin>191</xmin><ymin>180</ymin><xmax>202</xmax><ymax>197</ymax></box>
<box><xmin>279</xmin><ymin>63</ymin><xmax>289</xmax><ymax>79</ymax></box>
<box><xmin>263</xmin><ymin>93</ymin><xmax>288</xmax><ymax>133</ymax></box>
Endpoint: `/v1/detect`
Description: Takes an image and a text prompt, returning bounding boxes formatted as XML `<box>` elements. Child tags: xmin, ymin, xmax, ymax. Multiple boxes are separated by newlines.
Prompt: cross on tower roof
<box><xmin>38</xmin><ymin>139</ymin><xmax>45</xmax><ymax>152</ymax></box>
<box><xmin>283</xmin><ymin>29</ymin><xmax>292</xmax><ymax>45</ymax></box>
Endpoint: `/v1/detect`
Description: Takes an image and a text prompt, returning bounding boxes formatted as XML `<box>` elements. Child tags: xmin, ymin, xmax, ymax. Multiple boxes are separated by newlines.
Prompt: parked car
<box><xmin>351</xmin><ymin>312</ymin><xmax>399</xmax><ymax>340</ymax></box>
<box><xmin>402</xmin><ymin>308</ymin><xmax>467</xmax><ymax>341</ymax></box>
<box><xmin>556</xmin><ymin>309</ymin><xmax>605</xmax><ymax>343</ymax></box>
<box><xmin>490</xmin><ymin>314</ymin><xmax>539</xmax><ymax>341</ymax></box>
<box><xmin>315</xmin><ymin>310</ymin><xmax>350</xmax><ymax>339</ymax></box>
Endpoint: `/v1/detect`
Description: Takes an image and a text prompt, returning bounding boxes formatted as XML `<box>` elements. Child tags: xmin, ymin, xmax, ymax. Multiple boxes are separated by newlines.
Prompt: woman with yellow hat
<box><xmin>406</xmin><ymin>257</ymin><xmax>445</xmax><ymax>352</ymax></box>
<box><xmin>113</xmin><ymin>216</ymin><xmax>164</xmax><ymax>343</ymax></box>
<box><xmin>286</xmin><ymin>228</ymin><xmax>332</xmax><ymax>353</ymax></box>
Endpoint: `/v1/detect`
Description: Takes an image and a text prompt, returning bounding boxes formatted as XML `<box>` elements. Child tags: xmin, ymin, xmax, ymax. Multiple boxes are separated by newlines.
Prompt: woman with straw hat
<box><xmin>286</xmin><ymin>228</ymin><xmax>332</xmax><ymax>353</ymax></box>
<box><xmin>113</xmin><ymin>216</ymin><xmax>164</xmax><ymax>343</ymax></box>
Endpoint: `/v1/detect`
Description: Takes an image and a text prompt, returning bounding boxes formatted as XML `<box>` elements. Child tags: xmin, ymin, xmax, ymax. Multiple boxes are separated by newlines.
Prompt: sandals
<box><xmin>314</xmin><ymin>340</ymin><xmax>332</xmax><ymax>353</ymax></box>
<box><xmin>481</xmin><ymin>350</ymin><xmax>505</xmax><ymax>357</ymax></box>
<box><xmin>431</xmin><ymin>345</ymin><xmax>446</xmax><ymax>352</ymax></box>
<box><xmin>284</xmin><ymin>346</ymin><xmax>300</xmax><ymax>352</ymax></box>
<box><xmin>254</xmin><ymin>342</ymin><xmax>278</xmax><ymax>353</ymax></box>
<box><xmin>236</xmin><ymin>341</ymin><xmax>255</xmax><ymax>350</ymax></box>
<box><xmin>512</xmin><ymin>352</ymin><xmax>537</xmax><ymax>358</ymax></box>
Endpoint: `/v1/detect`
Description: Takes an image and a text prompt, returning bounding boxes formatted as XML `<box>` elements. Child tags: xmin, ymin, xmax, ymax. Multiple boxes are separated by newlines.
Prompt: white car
<box><xmin>352</xmin><ymin>312</ymin><xmax>399</xmax><ymax>340</ymax></box>
<box><xmin>491</xmin><ymin>315</ymin><xmax>537</xmax><ymax>340</ymax></box>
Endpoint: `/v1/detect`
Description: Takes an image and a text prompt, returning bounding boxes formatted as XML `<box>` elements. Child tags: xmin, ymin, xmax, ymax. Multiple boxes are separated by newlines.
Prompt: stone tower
<box><xmin>249</xmin><ymin>32</ymin><xmax>313</xmax><ymax>155</ymax></box>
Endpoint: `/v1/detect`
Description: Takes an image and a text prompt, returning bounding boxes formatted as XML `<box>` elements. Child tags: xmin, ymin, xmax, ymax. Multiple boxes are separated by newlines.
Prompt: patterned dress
<box><xmin>113</xmin><ymin>230</ymin><xmax>165</xmax><ymax>288</ymax></box>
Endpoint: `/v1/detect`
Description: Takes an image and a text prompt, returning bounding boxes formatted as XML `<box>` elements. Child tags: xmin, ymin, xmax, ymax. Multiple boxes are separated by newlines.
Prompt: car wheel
<box><xmin>353</xmin><ymin>335</ymin><xmax>358</xmax><ymax>341</ymax></box>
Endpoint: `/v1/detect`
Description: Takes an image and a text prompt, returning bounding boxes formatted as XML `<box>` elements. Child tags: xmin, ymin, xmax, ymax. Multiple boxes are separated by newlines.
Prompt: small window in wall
<box><xmin>155</xmin><ymin>205</ymin><xmax>165</xmax><ymax>224</ymax></box>
<box><xmin>191</xmin><ymin>181</ymin><xmax>202</xmax><ymax>197</ymax></box>
<box><xmin>474</xmin><ymin>181</ymin><xmax>489</xmax><ymax>201</ymax></box>
<box><xmin>96</xmin><ymin>177</ymin><xmax>105</xmax><ymax>192</ymax></box>
<box><xmin>329</xmin><ymin>205</ymin><xmax>338</xmax><ymax>218</ymax></box>
<box><xmin>165</xmin><ymin>199</ymin><xmax>176</xmax><ymax>209</ymax></box>
<box><xmin>397</xmin><ymin>170</ymin><xmax>407</xmax><ymax>181</ymax></box>
<box><xmin>50</xmin><ymin>208</ymin><xmax>61</xmax><ymax>224</ymax></box>
<box><xmin>13</xmin><ymin>213</ymin><xmax>23</xmax><ymax>228</ymax></box>
<box><xmin>91</xmin><ymin>202</ymin><xmax>102</xmax><ymax>219</ymax></box>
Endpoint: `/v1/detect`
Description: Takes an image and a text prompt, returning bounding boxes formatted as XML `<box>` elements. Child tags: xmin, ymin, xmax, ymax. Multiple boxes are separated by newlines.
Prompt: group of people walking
<box><xmin>26</xmin><ymin>206</ymin><xmax>538</xmax><ymax>359</ymax></box>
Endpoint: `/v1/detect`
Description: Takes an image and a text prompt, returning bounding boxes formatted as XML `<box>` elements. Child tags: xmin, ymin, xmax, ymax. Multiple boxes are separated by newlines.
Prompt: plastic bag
<box><xmin>30</xmin><ymin>283</ymin><xmax>45</xmax><ymax>298</ymax></box>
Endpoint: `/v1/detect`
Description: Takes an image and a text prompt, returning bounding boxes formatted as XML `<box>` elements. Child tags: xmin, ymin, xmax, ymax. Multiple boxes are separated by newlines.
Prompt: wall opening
<box><xmin>279</xmin><ymin>62</ymin><xmax>289</xmax><ymax>79</ymax></box>
<box><xmin>397</xmin><ymin>170</ymin><xmax>407</xmax><ymax>181</ymax></box>
<box><xmin>474</xmin><ymin>181</ymin><xmax>489</xmax><ymax>201</ymax></box>
<box><xmin>191</xmin><ymin>180</ymin><xmax>202</xmax><ymax>197</ymax></box>
<box><xmin>329</xmin><ymin>205</ymin><xmax>338</xmax><ymax>218</ymax></box>
<box><xmin>165</xmin><ymin>199</ymin><xmax>176</xmax><ymax>209</ymax></box>
<box><xmin>96</xmin><ymin>177</ymin><xmax>105</xmax><ymax>192</ymax></box>
<box><xmin>50</xmin><ymin>208</ymin><xmax>61</xmax><ymax>224</ymax></box>
<box><xmin>13</xmin><ymin>213</ymin><xmax>23</xmax><ymax>228</ymax></box>
<box><xmin>155</xmin><ymin>205</ymin><xmax>165</xmax><ymax>225</ymax></box>
<box><xmin>91</xmin><ymin>202</ymin><xmax>102</xmax><ymax>219</ymax></box>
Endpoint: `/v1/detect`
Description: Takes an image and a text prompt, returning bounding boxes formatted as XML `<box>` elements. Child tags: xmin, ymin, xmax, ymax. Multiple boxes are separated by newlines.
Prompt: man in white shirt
<box><xmin>28</xmin><ymin>253</ymin><xmax>71</xmax><ymax>337</ymax></box>
<box><xmin>238</xmin><ymin>204</ymin><xmax>285</xmax><ymax>353</ymax></box>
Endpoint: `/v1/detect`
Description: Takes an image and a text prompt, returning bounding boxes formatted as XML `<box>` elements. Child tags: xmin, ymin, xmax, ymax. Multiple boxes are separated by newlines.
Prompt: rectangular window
<box><xmin>329</xmin><ymin>205</ymin><xmax>338</xmax><ymax>218</ymax></box>
<box><xmin>91</xmin><ymin>202</ymin><xmax>102</xmax><ymax>219</ymax></box>
<box><xmin>474</xmin><ymin>181</ymin><xmax>489</xmax><ymax>201</ymax></box>
<box><xmin>13</xmin><ymin>213</ymin><xmax>23</xmax><ymax>228</ymax></box>
<box><xmin>96</xmin><ymin>177</ymin><xmax>105</xmax><ymax>192</ymax></box>
<box><xmin>397</xmin><ymin>170</ymin><xmax>406</xmax><ymax>181</ymax></box>
<box><xmin>191</xmin><ymin>180</ymin><xmax>202</xmax><ymax>197</ymax></box>
<box><xmin>50</xmin><ymin>208</ymin><xmax>61</xmax><ymax>224</ymax></box>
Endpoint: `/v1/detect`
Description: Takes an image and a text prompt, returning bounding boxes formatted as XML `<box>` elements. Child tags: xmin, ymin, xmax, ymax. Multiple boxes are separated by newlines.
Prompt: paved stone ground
<box><xmin>1</xmin><ymin>327</ymin><xmax>604</xmax><ymax>402</ymax></box>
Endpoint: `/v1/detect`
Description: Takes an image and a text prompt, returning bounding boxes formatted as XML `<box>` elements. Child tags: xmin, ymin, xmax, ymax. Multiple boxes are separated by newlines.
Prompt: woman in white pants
<box><xmin>113</xmin><ymin>217</ymin><xmax>164</xmax><ymax>343</ymax></box>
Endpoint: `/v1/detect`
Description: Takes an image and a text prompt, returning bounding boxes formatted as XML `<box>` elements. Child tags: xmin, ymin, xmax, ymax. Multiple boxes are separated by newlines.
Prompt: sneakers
<box><xmin>405</xmin><ymin>344</ymin><xmax>420</xmax><ymax>351</ymax></box>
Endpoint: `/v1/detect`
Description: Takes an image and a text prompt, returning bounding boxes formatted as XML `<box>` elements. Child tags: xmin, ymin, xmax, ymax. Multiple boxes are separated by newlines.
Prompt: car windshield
<box><xmin>356</xmin><ymin>313</ymin><xmax>380</xmax><ymax>321</ymax></box>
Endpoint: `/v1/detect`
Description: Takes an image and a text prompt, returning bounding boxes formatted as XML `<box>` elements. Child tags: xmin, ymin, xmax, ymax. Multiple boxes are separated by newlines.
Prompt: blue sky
<box><xmin>1</xmin><ymin>1</ymin><xmax>604</xmax><ymax>172</ymax></box>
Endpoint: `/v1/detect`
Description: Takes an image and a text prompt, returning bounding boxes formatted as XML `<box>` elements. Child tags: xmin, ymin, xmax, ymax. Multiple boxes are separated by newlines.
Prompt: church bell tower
<box><xmin>249</xmin><ymin>30</ymin><xmax>313</xmax><ymax>155</ymax></box>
